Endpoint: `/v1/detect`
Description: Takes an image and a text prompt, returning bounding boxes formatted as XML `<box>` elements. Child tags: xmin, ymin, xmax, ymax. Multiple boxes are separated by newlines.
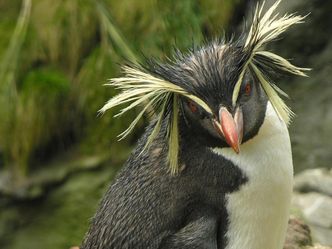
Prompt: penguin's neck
<box><xmin>212</xmin><ymin>102</ymin><xmax>293</xmax><ymax>249</ymax></box>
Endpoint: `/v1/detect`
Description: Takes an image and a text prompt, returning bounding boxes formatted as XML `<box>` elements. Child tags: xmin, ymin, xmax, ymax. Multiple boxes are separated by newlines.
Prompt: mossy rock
<box><xmin>0</xmin><ymin>164</ymin><xmax>120</xmax><ymax>249</ymax></box>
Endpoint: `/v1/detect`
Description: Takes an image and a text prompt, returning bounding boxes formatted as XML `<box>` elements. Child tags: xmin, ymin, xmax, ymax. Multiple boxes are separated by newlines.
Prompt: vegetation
<box><xmin>0</xmin><ymin>0</ymin><xmax>242</xmax><ymax>188</ymax></box>
<box><xmin>0</xmin><ymin>1</ymin><xmax>243</xmax><ymax>247</ymax></box>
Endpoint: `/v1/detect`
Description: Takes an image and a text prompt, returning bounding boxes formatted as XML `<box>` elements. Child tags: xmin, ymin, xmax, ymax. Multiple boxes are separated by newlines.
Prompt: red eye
<box><xmin>245</xmin><ymin>82</ymin><xmax>251</xmax><ymax>95</ymax></box>
<box><xmin>188</xmin><ymin>101</ymin><xmax>198</xmax><ymax>113</ymax></box>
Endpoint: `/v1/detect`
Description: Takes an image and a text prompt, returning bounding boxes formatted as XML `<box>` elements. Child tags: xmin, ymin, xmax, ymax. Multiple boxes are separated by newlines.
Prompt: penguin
<box><xmin>81</xmin><ymin>1</ymin><xmax>309</xmax><ymax>249</ymax></box>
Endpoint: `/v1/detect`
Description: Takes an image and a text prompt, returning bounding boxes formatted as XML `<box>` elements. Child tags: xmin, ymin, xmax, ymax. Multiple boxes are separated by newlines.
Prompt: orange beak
<box><xmin>213</xmin><ymin>107</ymin><xmax>243</xmax><ymax>153</ymax></box>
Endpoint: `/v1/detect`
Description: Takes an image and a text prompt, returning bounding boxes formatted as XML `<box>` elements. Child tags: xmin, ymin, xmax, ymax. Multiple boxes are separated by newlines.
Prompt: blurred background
<box><xmin>0</xmin><ymin>0</ymin><xmax>331</xmax><ymax>248</ymax></box>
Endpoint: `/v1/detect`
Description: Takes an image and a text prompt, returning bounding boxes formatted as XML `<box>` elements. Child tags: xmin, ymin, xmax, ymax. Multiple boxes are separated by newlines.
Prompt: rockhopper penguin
<box><xmin>81</xmin><ymin>1</ymin><xmax>309</xmax><ymax>249</ymax></box>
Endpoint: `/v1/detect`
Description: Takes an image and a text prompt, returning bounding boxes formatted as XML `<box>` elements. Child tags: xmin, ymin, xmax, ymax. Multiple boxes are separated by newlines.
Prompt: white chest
<box><xmin>212</xmin><ymin>102</ymin><xmax>293</xmax><ymax>249</ymax></box>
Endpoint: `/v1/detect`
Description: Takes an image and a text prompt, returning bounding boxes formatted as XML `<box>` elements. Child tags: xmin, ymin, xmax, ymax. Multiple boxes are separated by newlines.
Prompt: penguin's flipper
<box><xmin>159</xmin><ymin>212</ymin><xmax>218</xmax><ymax>249</ymax></box>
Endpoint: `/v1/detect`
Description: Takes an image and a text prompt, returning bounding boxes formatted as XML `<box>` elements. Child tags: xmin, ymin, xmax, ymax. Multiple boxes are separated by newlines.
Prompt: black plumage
<box><xmin>82</xmin><ymin>115</ymin><xmax>249</xmax><ymax>249</ymax></box>
<box><xmin>81</xmin><ymin>1</ymin><xmax>309</xmax><ymax>248</ymax></box>
<box><xmin>81</xmin><ymin>41</ymin><xmax>268</xmax><ymax>248</ymax></box>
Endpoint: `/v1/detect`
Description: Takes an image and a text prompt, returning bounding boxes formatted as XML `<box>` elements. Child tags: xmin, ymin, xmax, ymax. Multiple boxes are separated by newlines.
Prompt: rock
<box><xmin>284</xmin><ymin>217</ymin><xmax>332</xmax><ymax>249</ymax></box>
<box><xmin>292</xmin><ymin>168</ymin><xmax>332</xmax><ymax>246</ymax></box>
<box><xmin>293</xmin><ymin>192</ymin><xmax>332</xmax><ymax>228</ymax></box>
<box><xmin>0</xmin><ymin>152</ymin><xmax>112</xmax><ymax>200</ymax></box>
<box><xmin>309</xmin><ymin>225</ymin><xmax>332</xmax><ymax>248</ymax></box>
<box><xmin>292</xmin><ymin>191</ymin><xmax>332</xmax><ymax>246</ymax></box>
<box><xmin>307</xmin><ymin>246</ymin><xmax>332</xmax><ymax>249</ymax></box>
<box><xmin>0</xmin><ymin>163</ymin><xmax>121</xmax><ymax>249</ymax></box>
<box><xmin>284</xmin><ymin>217</ymin><xmax>312</xmax><ymax>249</ymax></box>
<box><xmin>294</xmin><ymin>168</ymin><xmax>332</xmax><ymax>197</ymax></box>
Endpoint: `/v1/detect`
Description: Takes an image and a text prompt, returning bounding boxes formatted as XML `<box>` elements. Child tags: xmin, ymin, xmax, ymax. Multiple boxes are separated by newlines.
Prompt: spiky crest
<box><xmin>99</xmin><ymin>66</ymin><xmax>213</xmax><ymax>174</ymax></box>
<box><xmin>100</xmin><ymin>0</ymin><xmax>309</xmax><ymax>174</ymax></box>
<box><xmin>232</xmin><ymin>0</ymin><xmax>310</xmax><ymax>124</ymax></box>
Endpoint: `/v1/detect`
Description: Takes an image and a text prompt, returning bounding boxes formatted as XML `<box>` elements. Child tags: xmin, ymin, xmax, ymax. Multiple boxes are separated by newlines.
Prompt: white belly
<box><xmin>212</xmin><ymin>102</ymin><xmax>293</xmax><ymax>249</ymax></box>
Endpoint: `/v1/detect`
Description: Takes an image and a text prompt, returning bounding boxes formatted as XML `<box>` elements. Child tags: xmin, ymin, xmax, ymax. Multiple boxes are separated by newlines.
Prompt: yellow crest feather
<box><xmin>100</xmin><ymin>66</ymin><xmax>212</xmax><ymax>174</ymax></box>
<box><xmin>232</xmin><ymin>0</ymin><xmax>309</xmax><ymax>124</ymax></box>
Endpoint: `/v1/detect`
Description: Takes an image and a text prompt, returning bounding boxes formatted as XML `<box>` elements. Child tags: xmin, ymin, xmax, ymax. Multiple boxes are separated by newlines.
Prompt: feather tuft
<box><xmin>250</xmin><ymin>63</ymin><xmax>295</xmax><ymax>124</ymax></box>
<box><xmin>101</xmin><ymin>0</ymin><xmax>309</xmax><ymax>174</ymax></box>
<box><xmin>100</xmin><ymin>66</ymin><xmax>212</xmax><ymax>174</ymax></box>
<box><xmin>167</xmin><ymin>95</ymin><xmax>180</xmax><ymax>175</ymax></box>
<box><xmin>232</xmin><ymin>0</ymin><xmax>309</xmax><ymax>124</ymax></box>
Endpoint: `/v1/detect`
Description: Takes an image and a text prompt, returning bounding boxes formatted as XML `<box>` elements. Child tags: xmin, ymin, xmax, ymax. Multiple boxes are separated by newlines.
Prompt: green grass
<box><xmin>0</xmin><ymin>1</ymin><xmax>244</xmax><ymax>247</ymax></box>
<box><xmin>0</xmin><ymin>0</ymin><xmax>243</xmax><ymax>188</ymax></box>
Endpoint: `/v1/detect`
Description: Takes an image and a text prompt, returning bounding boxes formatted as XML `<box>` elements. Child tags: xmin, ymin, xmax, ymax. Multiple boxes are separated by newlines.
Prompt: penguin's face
<box><xmin>182</xmin><ymin>73</ymin><xmax>267</xmax><ymax>151</ymax></box>
<box><xmin>179</xmin><ymin>45</ymin><xmax>268</xmax><ymax>151</ymax></box>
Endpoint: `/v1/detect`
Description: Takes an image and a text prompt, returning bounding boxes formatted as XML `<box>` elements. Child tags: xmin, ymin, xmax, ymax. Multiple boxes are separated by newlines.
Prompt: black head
<box><xmin>148</xmin><ymin>42</ymin><xmax>268</xmax><ymax>151</ymax></box>
<box><xmin>102</xmin><ymin>1</ymin><xmax>308</xmax><ymax>173</ymax></box>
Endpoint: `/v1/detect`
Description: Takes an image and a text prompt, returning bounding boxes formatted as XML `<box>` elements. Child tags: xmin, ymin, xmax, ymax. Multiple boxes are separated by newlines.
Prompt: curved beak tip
<box><xmin>233</xmin><ymin>145</ymin><xmax>240</xmax><ymax>154</ymax></box>
<box><xmin>225</xmin><ymin>134</ymin><xmax>240</xmax><ymax>154</ymax></box>
<box><xmin>214</xmin><ymin>107</ymin><xmax>243</xmax><ymax>154</ymax></box>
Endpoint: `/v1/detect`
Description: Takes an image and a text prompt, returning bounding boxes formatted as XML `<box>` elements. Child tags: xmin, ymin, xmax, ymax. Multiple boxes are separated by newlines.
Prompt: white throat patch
<box><xmin>212</xmin><ymin>102</ymin><xmax>293</xmax><ymax>249</ymax></box>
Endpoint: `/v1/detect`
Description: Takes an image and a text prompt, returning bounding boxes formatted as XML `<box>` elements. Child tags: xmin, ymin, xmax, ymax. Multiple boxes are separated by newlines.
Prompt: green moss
<box><xmin>21</xmin><ymin>67</ymin><xmax>70</xmax><ymax>93</ymax></box>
